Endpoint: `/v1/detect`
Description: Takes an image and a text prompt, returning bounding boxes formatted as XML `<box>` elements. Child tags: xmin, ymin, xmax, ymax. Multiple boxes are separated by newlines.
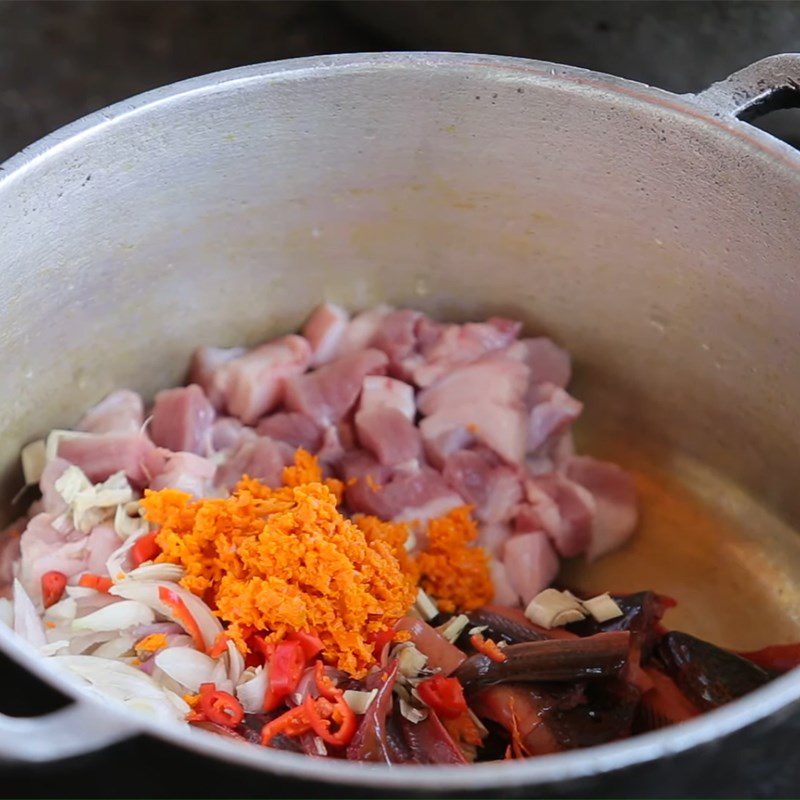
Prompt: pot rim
<box><xmin>1</xmin><ymin>52</ymin><xmax>799</xmax><ymax>789</ymax></box>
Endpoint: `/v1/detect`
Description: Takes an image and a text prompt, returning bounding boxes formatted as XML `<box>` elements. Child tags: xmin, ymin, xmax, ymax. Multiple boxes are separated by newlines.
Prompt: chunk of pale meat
<box><xmin>488</xmin><ymin>557</ymin><xmax>521</xmax><ymax>606</ymax></box>
<box><xmin>412</xmin><ymin>317</ymin><xmax>522</xmax><ymax>387</ymax></box>
<box><xmin>17</xmin><ymin>513</ymin><xmax>88</xmax><ymax>600</ymax></box>
<box><xmin>359</xmin><ymin>376</ymin><xmax>415</xmax><ymax>421</ymax></box>
<box><xmin>284</xmin><ymin>349</ymin><xmax>388</xmax><ymax>426</ymax></box>
<box><xmin>420</xmin><ymin>402</ymin><xmax>527</xmax><ymax>465</ymax></box>
<box><xmin>150</xmin><ymin>384</ymin><xmax>215</xmax><ymax>456</ymax></box>
<box><xmin>344</xmin><ymin>457</ymin><xmax>461</xmax><ymax>522</ymax></box>
<box><xmin>417</xmin><ymin>355</ymin><xmax>529</xmax><ymax>416</ymax></box>
<box><xmin>503</xmin><ymin>531</ymin><xmax>560</xmax><ymax>605</ymax></box>
<box><xmin>214</xmin><ymin>435</ymin><xmax>291</xmax><ymax>491</ymax></box>
<box><xmin>336</xmin><ymin>304</ymin><xmax>394</xmax><ymax>357</ymax></box>
<box><xmin>211</xmin><ymin>335</ymin><xmax>312</xmax><ymax>425</ymax></box>
<box><xmin>38</xmin><ymin>458</ymin><xmax>71</xmax><ymax>515</ymax></box>
<box><xmin>478</xmin><ymin>522</ymin><xmax>513</xmax><ymax>557</ymax></box>
<box><xmin>566</xmin><ymin>456</ymin><xmax>638</xmax><ymax>560</ymax></box>
<box><xmin>355</xmin><ymin>407</ymin><xmax>422</xmax><ymax>466</ymax></box>
<box><xmin>369</xmin><ymin>309</ymin><xmax>421</xmax><ymax>376</ymax></box>
<box><xmin>189</xmin><ymin>346</ymin><xmax>246</xmax><ymax>407</ymax></box>
<box><xmin>57</xmin><ymin>432</ymin><xmax>155</xmax><ymax>485</ymax></box>
<box><xmin>529</xmin><ymin>474</ymin><xmax>595</xmax><ymax>558</ymax></box>
<box><xmin>507</xmin><ymin>337</ymin><xmax>572</xmax><ymax>389</ymax></box>
<box><xmin>146</xmin><ymin>450</ymin><xmax>217</xmax><ymax>498</ymax></box>
<box><xmin>442</xmin><ymin>449</ymin><xmax>522</xmax><ymax>524</ymax></box>
<box><xmin>256</xmin><ymin>412</ymin><xmax>322</xmax><ymax>453</ymax></box>
<box><xmin>527</xmin><ymin>384</ymin><xmax>583</xmax><ymax>454</ymax></box>
<box><xmin>77</xmin><ymin>390</ymin><xmax>144</xmax><ymax>435</ymax></box>
<box><xmin>209</xmin><ymin>417</ymin><xmax>245</xmax><ymax>452</ymax></box>
<box><xmin>302</xmin><ymin>303</ymin><xmax>349</xmax><ymax>367</ymax></box>
<box><xmin>86</xmin><ymin>524</ymin><xmax>123</xmax><ymax>575</ymax></box>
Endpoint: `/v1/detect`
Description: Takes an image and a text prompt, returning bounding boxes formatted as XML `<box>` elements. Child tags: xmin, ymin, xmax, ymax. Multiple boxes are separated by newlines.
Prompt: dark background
<box><xmin>1</xmin><ymin>1</ymin><xmax>799</xmax><ymax>797</ymax></box>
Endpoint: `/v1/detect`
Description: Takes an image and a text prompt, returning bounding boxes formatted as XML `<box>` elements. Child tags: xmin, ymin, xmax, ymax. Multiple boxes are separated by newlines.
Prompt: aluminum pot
<box><xmin>1</xmin><ymin>52</ymin><xmax>800</xmax><ymax>796</ymax></box>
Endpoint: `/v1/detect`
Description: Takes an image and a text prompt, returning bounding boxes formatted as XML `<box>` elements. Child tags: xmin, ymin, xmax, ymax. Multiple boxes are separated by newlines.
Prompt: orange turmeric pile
<box><xmin>141</xmin><ymin>451</ymin><xmax>492</xmax><ymax>677</ymax></box>
<box><xmin>415</xmin><ymin>506</ymin><xmax>493</xmax><ymax>613</ymax></box>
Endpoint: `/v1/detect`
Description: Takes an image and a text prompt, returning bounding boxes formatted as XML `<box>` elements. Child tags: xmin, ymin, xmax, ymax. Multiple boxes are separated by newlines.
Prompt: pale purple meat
<box><xmin>442</xmin><ymin>449</ymin><xmax>522</xmax><ymax>524</ymax></box>
<box><xmin>85</xmin><ymin>524</ymin><xmax>123</xmax><ymax>575</ymax></box>
<box><xmin>355</xmin><ymin>407</ymin><xmax>422</xmax><ymax>466</ymax></box>
<box><xmin>189</xmin><ymin>345</ymin><xmax>247</xmax><ymax>407</ymax></box>
<box><xmin>420</xmin><ymin>402</ymin><xmax>527</xmax><ymax>466</ymax></box>
<box><xmin>38</xmin><ymin>458</ymin><xmax>71</xmax><ymax>515</ymax></box>
<box><xmin>344</xmin><ymin>456</ymin><xmax>461</xmax><ymax>522</ymax></box>
<box><xmin>18</xmin><ymin>513</ymin><xmax>87</xmax><ymax>600</ymax></box>
<box><xmin>150</xmin><ymin>384</ymin><xmax>215</xmax><ymax>456</ymax></box>
<box><xmin>57</xmin><ymin>432</ymin><xmax>155</xmax><ymax>485</ymax></box>
<box><xmin>77</xmin><ymin>390</ymin><xmax>144</xmax><ymax>435</ymax></box>
<box><xmin>336</xmin><ymin>305</ymin><xmax>394</xmax><ymax>357</ymax></box>
<box><xmin>215</xmin><ymin>434</ymin><xmax>291</xmax><ymax>491</ymax></box>
<box><xmin>209</xmin><ymin>417</ymin><xmax>246</xmax><ymax>452</ymax></box>
<box><xmin>531</xmin><ymin>473</ymin><xmax>595</xmax><ymax>558</ymax></box>
<box><xmin>417</xmin><ymin>355</ymin><xmax>529</xmax><ymax>416</ymax></box>
<box><xmin>566</xmin><ymin>456</ymin><xmax>638</xmax><ymax>560</ymax></box>
<box><xmin>526</xmin><ymin>383</ymin><xmax>583</xmax><ymax>455</ymax></box>
<box><xmin>508</xmin><ymin>337</ymin><xmax>572</xmax><ymax>389</ymax></box>
<box><xmin>145</xmin><ymin>449</ymin><xmax>217</xmax><ymax>498</ymax></box>
<box><xmin>369</xmin><ymin>309</ymin><xmax>422</xmax><ymax>378</ymax></box>
<box><xmin>503</xmin><ymin>531</ymin><xmax>560</xmax><ymax>605</ymax></box>
<box><xmin>302</xmin><ymin>303</ymin><xmax>349</xmax><ymax>367</ymax></box>
<box><xmin>488</xmin><ymin>556</ymin><xmax>520</xmax><ymax>606</ymax></box>
<box><xmin>256</xmin><ymin>412</ymin><xmax>322</xmax><ymax>453</ymax></box>
<box><xmin>359</xmin><ymin>376</ymin><xmax>416</xmax><ymax>421</ymax></box>
<box><xmin>412</xmin><ymin>317</ymin><xmax>522</xmax><ymax>387</ymax></box>
<box><xmin>284</xmin><ymin>349</ymin><xmax>388</xmax><ymax>426</ymax></box>
<box><xmin>206</xmin><ymin>335</ymin><xmax>312</xmax><ymax>425</ymax></box>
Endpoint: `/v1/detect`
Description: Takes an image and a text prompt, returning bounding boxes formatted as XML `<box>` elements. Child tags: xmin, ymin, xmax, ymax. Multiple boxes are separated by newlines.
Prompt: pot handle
<box><xmin>0</xmin><ymin>702</ymin><xmax>137</xmax><ymax>762</ymax></box>
<box><xmin>691</xmin><ymin>53</ymin><xmax>800</xmax><ymax>121</ymax></box>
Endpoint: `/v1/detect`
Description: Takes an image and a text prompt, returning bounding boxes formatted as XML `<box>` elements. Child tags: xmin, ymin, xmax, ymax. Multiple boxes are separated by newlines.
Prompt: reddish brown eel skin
<box><xmin>455</xmin><ymin>631</ymin><xmax>631</xmax><ymax>693</ymax></box>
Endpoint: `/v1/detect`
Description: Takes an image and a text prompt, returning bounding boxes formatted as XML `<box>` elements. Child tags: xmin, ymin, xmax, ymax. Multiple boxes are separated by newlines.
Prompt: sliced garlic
<box><xmin>396</xmin><ymin>643</ymin><xmax>428</xmax><ymax>678</ymax></box>
<box><xmin>21</xmin><ymin>439</ymin><xmax>46</xmax><ymax>485</ymax></box>
<box><xmin>343</xmin><ymin>688</ymin><xmax>378</xmax><ymax>715</ymax></box>
<box><xmin>583</xmin><ymin>592</ymin><xmax>624</xmax><ymax>623</ymax></box>
<box><xmin>438</xmin><ymin>614</ymin><xmax>470</xmax><ymax>644</ymax></box>
<box><xmin>399</xmin><ymin>697</ymin><xmax>428</xmax><ymax>724</ymax></box>
<box><xmin>414</xmin><ymin>588</ymin><xmax>439</xmax><ymax>621</ymax></box>
<box><xmin>525</xmin><ymin>588</ymin><xmax>586</xmax><ymax>629</ymax></box>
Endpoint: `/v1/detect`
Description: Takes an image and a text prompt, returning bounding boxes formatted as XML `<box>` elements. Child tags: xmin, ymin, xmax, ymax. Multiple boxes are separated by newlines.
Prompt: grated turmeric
<box><xmin>141</xmin><ymin>452</ymin><xmax>492</xmax><ymax>677</ymax></box>
<box><xmin>415</xmin><ymin>506</ymin><xmax>493</xmax><ymax>614</ymax></box>
<box><xmin>142</xmin><ymin>456</ymin><xmax>417</xmax><ymax>677</ymax></box>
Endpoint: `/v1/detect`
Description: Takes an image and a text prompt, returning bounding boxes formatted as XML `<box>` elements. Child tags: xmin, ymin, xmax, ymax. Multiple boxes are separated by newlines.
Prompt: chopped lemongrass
<box><xmin>396</xmin><ymin>643</ymin><xmax>428</xmax><ymax>678</ymax></box>
<box><xmin>21</xmin><ymin>439</ymin><xmax>46</xmax><ymax>485</ymax></box>
<box><xmin>438</xmin><ymin>613</ymin><xmax>470</xmax><ymax>643</ymax></box>
<box><xmin>44</xmin><ymin>430</ymin><xmax>95</xmax><ymax>463</ymax></box>
<box><xmin>414</xmin><ymin>588</ymin><xmax>439</xmax><ymax>621</ymax></box>
<box><xmin>583</xmin><ymin>592</ymin><xmax>624</xmax><ymax>623</ymax></box>
<box><xmin>343</xmin><ymin>688</ymin><xmax>378</xmax><ymax>715</ymax></box>
<box><xmin>525</xmin><ymin>588</ymin><xmax>586</xmax><ymax>629</ymax></box>
<box><xmin>468</xmin><ymin>625</ymin><xmax>488</xmax><ymax>636</ymax></box>
<box><xmin>399</xmin><ymin>697</ymin><xmax>428</xmax><ymax>724</ymax></box>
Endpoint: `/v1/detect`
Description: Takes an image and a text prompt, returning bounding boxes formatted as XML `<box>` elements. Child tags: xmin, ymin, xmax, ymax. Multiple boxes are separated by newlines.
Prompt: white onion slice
<box><xmin>126</xmin><ymin>563</ymin><xmax>185</xmax><ymax>583</ymax></box>
<box><xmin>50</xmin><ymin>654</ymin><xmax>187</xmax><ymax>722</ymax></box>
<box><xmin>0</xmin><ymin>597</ymin><xmax>13</xmax><ymax>628</ymax></box>
<box><xmin>13</xmin><ymin>579</ymin><xmax>46</xmax><ymax>647</ymax></box>
<box><xmin>110</xmin><ymin>580</ymin><xmax>222</xmax><ymax>651</ymax></box>
<box><xmin>226</xmin><ymin>638</ymin><xmax>244</xmax><ymax>687</ymax></box>
<box><xmin>44</xmin><ymin>597</ymin><xmax>77</xmax><ymax>623</ymax></box>
<box><xmin>154</xmin><ymin>646</ymin><xmax>217</xmax><ymax>692</ymax></box>
<box><xmin>72</xmin><ymin>600</ymin><xmax>154</xmax><ymax>632</ymax></box>
<box><xmin>236</xmin><ymin>666</ymin><xmax>268</xmax><ymax>714</ymax></box>
<box><xmin>40</xmin><ymin>639</ymin><xmax>70</xmax><ymax>656</ymax></box>
<box><xmin>92</xmin><ymin>635</ymin><xmax>136</xmax><ymax>659</ymax></box>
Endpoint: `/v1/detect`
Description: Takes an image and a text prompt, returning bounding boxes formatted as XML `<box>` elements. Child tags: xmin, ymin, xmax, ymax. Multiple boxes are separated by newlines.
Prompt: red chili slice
<box><xmin>41</xmin><ymin>571</ymin><xmax>67</xmax><ymax>608</ymax></box>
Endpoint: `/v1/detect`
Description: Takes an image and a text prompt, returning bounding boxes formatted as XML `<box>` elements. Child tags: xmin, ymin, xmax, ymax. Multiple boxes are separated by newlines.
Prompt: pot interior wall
<box><xmin>2</xmin><ymin>56</ymin><xmax>799</xmax><ymax>646</ymax></box>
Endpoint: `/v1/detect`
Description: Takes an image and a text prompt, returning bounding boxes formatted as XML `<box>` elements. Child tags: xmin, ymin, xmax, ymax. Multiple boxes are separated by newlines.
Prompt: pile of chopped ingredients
<box><xmin>1</xmin><ymin>304</ymin><xmax>798</xmax><ymax>763</ymax></box>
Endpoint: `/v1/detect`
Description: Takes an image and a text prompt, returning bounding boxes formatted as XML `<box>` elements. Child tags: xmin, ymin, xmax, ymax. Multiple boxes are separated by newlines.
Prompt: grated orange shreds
<box><xmin>135</xmin><ymin>633</ymin><xmax>168</xmax><ymax>652</ymax></box>
<box><xmin>353</xmin><ymin>514</ymin><xmax>419</xmax><ymax>586</ymax></box>
<box><xmin>141</xmin><ymin>456</ymin><xmax>417</xmax><ymax>678</ymax></box>
<box><xmin>415</xmin><ymin>506</ymin><xmax>493</xmax><ymax>614</ymax></box>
